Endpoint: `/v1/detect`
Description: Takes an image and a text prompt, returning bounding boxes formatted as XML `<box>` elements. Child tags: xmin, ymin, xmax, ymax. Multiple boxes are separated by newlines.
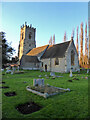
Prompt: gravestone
<box><xmin>87</xmin><ymin>69</ymin><xmax>89</xmax><ymax>74</ymax></box>
<box><xmin>50</xmin><ymin>72</ymin><xmax>55</xmax><ymax>77</ymax></box>
<box><xmin>1</xmin><ymin>69</ymin><xmax>4</xmax><ymax>71</ymax></box>
<box><xmin>17</xmin><ymin>66</ymin><xmax>19</xmax><ymax>72</ymax></box>
<box><xmin>11</xmin><ymin>71</ymin><xmax>13</xmax><ymax>75</ymax></box>
<box><xmin>12</xmin><ymin>66</ymin><xmax>15</xmax><ymax>73</ymax></box>
<box><xmin>69</xmin><ymin>69</ymin><xmax>73</xmax><ymax>77</ymax></box>
<box><xmin>38</xmin><ymin>75</ymin><xmax>42</xmax><ymax>78</ymax></box>
<box><xmin>6</xmin><ymin>69</ymin><xmax>11</xmax><ymax>73</ymax></box>
<box><xmin>45</xmin><ymin>74</ymin><xmax>47</xmax><ymax>77</ymax></box>
<box><xmin>33</xmin><ymin>79</ymin><xmax>44</xmax><ymax>86</ymax></box>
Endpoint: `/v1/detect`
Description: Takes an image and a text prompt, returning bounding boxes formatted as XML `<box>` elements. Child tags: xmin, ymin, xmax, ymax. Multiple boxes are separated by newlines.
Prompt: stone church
<box><xmin>18</xmin><ymin>22</ymin><xmax>80</xmax><ymax>73</ymax></box>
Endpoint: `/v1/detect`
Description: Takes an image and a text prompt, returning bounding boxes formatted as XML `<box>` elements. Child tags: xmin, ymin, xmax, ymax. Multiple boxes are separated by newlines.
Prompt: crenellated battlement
<box><xmin>21</xmin><ymin>22</ymin><xmax>36</xmax><ymax>31</ymax></box>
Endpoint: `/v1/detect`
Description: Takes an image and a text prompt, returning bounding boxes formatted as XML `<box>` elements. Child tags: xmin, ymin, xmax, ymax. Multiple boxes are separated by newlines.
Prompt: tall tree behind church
<box><xmin>80</xmin><ymin>22</ymin><xmax>83</xmax><ymax>66</ymax></box>
<box><xmin>85</xmin><ymin>22</ymin><xmax>88</xmax><ymax>57</ymax></box>
<box><xmin>76</xmin><ymin>26</ymin><xmax>79</xmax><ymax>56</ymax></box>
<box><xmin>63</xmin><ymin>32</ymin><xmax>66</xmax><ymax>42</ymax></box>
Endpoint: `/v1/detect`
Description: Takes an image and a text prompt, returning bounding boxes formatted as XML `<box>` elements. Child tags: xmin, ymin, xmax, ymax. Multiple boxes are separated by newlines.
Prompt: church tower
<box><xmin>18</xmin><ymin>22</ymin><xmax>36</xmax><ymax>60</ymax></box>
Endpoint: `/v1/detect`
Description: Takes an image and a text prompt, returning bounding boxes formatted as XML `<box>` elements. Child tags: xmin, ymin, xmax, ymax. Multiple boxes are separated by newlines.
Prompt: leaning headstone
<box><xmin>69</xmin><ymin>69</ymin><xmax>73</xmax><ymax>77</ymax></box>
<box><xmin>33</xmin><ymin>79</ymin><xmax>44</xmax><ymax>86</ymax></box>
<box><xmin>50</xmin><ymin>72</ymin><xmax>55</xmax><ymax>77</ymax></box>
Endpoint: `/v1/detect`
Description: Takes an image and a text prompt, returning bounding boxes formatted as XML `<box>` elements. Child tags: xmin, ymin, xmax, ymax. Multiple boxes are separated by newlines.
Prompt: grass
<box><xmin>1</xmin><ymin>70</ymin><xmax>89</xmax><ymax>119</ymax></box>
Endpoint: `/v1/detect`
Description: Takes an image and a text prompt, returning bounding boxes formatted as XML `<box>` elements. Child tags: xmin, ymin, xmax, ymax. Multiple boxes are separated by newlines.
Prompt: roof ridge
<box><xmin>53</xmin><ymin>40</ymin><xmax>70</xmax><ymax>46</ymax></box>
<box><xmin>34</xmin><ymin>44</ymin><xmax>49</xmax><ymax>49</ymax></box>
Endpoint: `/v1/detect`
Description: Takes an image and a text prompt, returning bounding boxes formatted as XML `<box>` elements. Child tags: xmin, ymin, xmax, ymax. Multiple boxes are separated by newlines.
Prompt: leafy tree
<box><xmin>0</xmin><ymin>32</ymin><xmax>15</xmax><ymax>67</ymax></box>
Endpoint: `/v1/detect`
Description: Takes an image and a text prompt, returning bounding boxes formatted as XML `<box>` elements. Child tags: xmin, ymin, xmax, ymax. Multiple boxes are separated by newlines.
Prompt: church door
<box><xmin>45</xmin><ymin>64</ymin><xmax>47</xmax><ymax>72</ymax></box>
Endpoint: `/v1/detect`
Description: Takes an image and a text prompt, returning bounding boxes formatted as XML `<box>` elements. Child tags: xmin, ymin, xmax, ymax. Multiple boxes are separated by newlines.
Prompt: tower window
<box><xmin>71</xmin><ymin>50</ymin><xmax>75</xmax><ymax>66</ymax></box>
<box><xmin>55</xmin><ymin>58</ymin><xmax>59</xmax><ymax>65</ymax></box>
<box><xmin>29</xmin><ymin>32</ymin><xmax>32</xmax><ymax>39</ymax></box>
<box><xmin>22</xmin><ymin>33</ymin><xmax>23</xmax><ymax>39</ymax></box>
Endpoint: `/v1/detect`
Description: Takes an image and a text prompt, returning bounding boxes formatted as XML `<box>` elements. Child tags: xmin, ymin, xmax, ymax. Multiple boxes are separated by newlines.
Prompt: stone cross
<box><xmin>33</xmin><ymin>79</ymin><xmax>44</xmax><ymax>86</ymax></box>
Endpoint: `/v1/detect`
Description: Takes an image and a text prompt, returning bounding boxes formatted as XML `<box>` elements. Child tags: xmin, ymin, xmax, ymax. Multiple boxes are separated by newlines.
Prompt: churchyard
<box><xmin>1</xmin><ymin>69</ymin><xmax>89</xmax><ymax>119</ymax></box>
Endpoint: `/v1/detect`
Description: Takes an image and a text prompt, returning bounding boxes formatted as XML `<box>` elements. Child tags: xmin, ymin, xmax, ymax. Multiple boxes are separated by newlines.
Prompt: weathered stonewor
<box><xmin>33</xmin><ymin>79</ymin><xmax>44</xmax><ymax>86</ymax></box>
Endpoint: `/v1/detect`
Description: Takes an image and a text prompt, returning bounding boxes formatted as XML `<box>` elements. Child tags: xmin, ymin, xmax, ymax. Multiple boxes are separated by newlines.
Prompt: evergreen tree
<box><xmin>0</xmin><ymin>32</ymin><xmax>15</xmax><ymax>67</ymax></box>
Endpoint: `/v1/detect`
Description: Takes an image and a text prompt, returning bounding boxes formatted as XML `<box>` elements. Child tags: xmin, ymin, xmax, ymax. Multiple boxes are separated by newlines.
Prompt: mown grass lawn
<box><xmin>2</xmin><ymin>70</ymin><xmax>89</xmax><ymax>119</ymax></box>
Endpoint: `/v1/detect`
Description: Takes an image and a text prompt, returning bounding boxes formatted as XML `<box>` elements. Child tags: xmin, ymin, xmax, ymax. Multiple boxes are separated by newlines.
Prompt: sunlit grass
<box><xmin>2</xmin><ymin>70</ymin><xmax>89</xmax><ymax>119</ymax></box>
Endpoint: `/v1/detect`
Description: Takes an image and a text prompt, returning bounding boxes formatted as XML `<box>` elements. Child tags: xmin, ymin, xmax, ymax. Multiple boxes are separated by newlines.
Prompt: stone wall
<box><xmin>41</xmin><ymin>57</ymin><xmax>66</xmax><ymax>73</ymax></box>
<box><xmin>65</xmin><ymin>41</ymin><xmax>80</xmax><ymax>72</ymax></box>
<box><xmin>20</xmin><ymin>62</ymin><xmax>40</xmax><ymax>70</ymax></box>
<box><xmin>20</xmin><ymin>56</ymin><xmax>40</xmax><ymax>70</ymax></box>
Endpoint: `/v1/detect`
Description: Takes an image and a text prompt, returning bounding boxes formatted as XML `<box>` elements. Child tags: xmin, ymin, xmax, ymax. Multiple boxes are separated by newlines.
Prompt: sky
<box><xmin>1</xmin><ymin>2</ymin><xmax>88</xmax><ymax>57</ymax></box>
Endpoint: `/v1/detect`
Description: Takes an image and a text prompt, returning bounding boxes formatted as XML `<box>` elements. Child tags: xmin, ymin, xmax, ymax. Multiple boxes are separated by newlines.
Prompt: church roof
<box><xmin>41</xmin><ymin>41</ymin><xmax>70</xmax><ymax>59</ymax></box>
<box><xmin>21</xmin><ymin>55</ymin><xmax>40</xmax><ymax>63</ymax></box>
<box><xmin>27</xmin><ymin>44</ymin><xmax>49</xmax><ymax>57</ymax></box>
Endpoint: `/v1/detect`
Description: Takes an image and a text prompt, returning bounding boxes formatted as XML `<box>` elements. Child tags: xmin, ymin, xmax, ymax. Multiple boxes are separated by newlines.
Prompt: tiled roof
<box><xmin>41</xmin><ymin>41</ymin><xmax>70</xmax><ymax>59</ymax></box>
<box><xmin>27</xmin><ymin>45</ymin><xmax>48</xmax><ymax>56</ymax></box>
<box><xmin>21</xmin><ymin>55</ymin><xmax>40</xmax><ymax>63</ymax></box>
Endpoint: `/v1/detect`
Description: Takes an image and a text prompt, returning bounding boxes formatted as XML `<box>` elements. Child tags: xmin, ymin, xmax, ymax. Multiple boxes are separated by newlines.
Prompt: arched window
<box><xmin>29</xmin><ymin>32</ymin><xmax>32</xmax><ymax>39</ymax></box>
<box><xmin>42</xmin><ymin>62</ymin><xmax>43</xmax><ymax>67</ymax></box>
<box><xmin>55</xmin><ymin>58</ymin><xmax>59</xmax><ymax>65</ymax></box>
<box><xmin>71</xmin><ymin>50</ymin><xmax>75</xmax><ymax>66</ymax></box>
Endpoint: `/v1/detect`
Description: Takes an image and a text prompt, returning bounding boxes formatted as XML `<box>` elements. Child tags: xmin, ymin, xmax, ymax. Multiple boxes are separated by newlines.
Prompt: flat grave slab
<box><xmin>26</xmin><ymin>85</ymin><xmax>70</xmax><ymax>98</ymax></box>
